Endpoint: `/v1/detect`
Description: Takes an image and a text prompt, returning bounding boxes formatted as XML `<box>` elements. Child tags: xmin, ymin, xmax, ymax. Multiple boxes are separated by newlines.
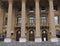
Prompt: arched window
<box><xmin>16</xmin><ymin>29</ymin><xmax>21</xmax><ymax>41</ymax></box>
<box><xmin>42</xmin><ymin>29</ymin><xmax>48</xmax><ymax>41</ymax></box>
<box><xmin>29</xmin><ymin>30</ymin><xmax>34</xmax><ymax>41</ymax></box>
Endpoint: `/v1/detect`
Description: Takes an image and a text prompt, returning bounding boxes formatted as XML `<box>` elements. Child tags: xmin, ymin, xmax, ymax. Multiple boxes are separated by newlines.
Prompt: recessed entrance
<box><xmin>16</xmin><ymin>29</ymin><xmax>21</xmax><ymax>41</ymax></box>
<box><xmin>42</xmin><ymin>30</ymin><xmax>48</xmax><ymax>41</ymax></box>
<box><xmin>29</xmin><ymin>30</ymin><xmax>35</xmax><ymax>41</ymax></box>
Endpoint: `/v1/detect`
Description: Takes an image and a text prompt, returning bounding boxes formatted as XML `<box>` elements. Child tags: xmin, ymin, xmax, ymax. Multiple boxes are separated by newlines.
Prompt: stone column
<box><xmin>0</xmin><ymin>2</ymin><xmax>3</xmax><ymax>33</ymax></box>
<box><xmin>4</xmin><ymin>0</ymin><xmax>13</xmax><ymax>42</ymax></box>
<box><xmin>11</xmin><ymin>9</ymin><xmax>15</xmax><ymax>39</ymax></box>
<box><xmin>49</xmin><ymin>0</ymin><xmax>58</xmax><ymax>42</ymax></box>
<box><xmin>35</xmin><ymin>0</ymin><xmax>42</xmax><ymax>42</ymax></box>
<box><xmin>19</xmin><ymin>0</ymin><xmax>26</xmax><ymax>42</ymax></box>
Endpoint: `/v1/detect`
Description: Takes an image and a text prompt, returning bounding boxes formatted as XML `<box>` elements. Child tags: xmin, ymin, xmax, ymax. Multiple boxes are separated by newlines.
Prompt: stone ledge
<box><xmin>50</xmin><ymin>38</ymin><xmax>58</xmax><ymax>42</ymax></box>
<box><xmin>35</xmin><ymin>38</ymin><xmax>42</xmax><ymax>42</ymax></box>
<box><xmin>19</xmin><ymin>38</ymin><xmax>27</xmax><ymax>42</ymax></box>
<box><xmin>4</xmin><ymin>38</ymin><xmax>11</xmax><ymax>43</ymax></box>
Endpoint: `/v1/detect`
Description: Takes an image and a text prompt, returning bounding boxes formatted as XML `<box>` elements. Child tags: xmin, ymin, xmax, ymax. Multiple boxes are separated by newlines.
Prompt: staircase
<box><xmin>0</xmin><ymin>41</ymin><xmax>60</xmax><ymax>46</ymax></box>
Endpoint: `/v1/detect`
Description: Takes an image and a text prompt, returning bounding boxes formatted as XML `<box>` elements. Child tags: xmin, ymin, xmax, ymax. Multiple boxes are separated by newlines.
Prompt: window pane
<box><xmin>41</xmin><ymin>16</ymin><xmax>46</xmax><ymax>25</ymax></box>
<box><xmin>17</xmin><ymin>17</ymin><xmax>21</xmax><ymax>24</ymax></box>
<box><xmin>54</xmin><ymin>16</ymin><xmax>59</xmax><ymax>25</ymax></box>
<box><xmin>29</xmin><ymin>17</ymin><xmax>34</xmax><ymax>24</ymax></box>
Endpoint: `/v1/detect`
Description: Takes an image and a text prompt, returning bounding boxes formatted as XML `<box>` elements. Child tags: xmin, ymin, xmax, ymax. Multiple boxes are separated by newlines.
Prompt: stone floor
<box><xmin>0</xmin><ymin>41</ymin><xmax>60</xmax><ymax>46</ymax></box>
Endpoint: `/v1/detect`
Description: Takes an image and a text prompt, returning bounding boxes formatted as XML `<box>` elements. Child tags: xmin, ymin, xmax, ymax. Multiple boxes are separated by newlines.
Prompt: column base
<box><xmin>4</xmin><ymin>38</ymin><xmax>11</xmax><ymax>43</ymax></box>
<box><xmin>19</xmin><ymin>37</ymin><xmax>27</xmax><ymax>42</ymax></box>
<box><xmin>35</xmin><ymin>38</ymin><xmax>42</xmax><ymax>42</ymax></box>
<box><xmin>50</xmin><ymin>38</ymin><xmax>58</xmax><ymax>42</ymax></box>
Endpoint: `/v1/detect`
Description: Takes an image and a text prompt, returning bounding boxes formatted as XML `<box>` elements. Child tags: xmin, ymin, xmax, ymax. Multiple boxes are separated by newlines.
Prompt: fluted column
<box><xmin>49</xmin><ymin>0</ymin><xmax>58</xmax><ymax>42</ymax></box>
<box><xmin>4</xmin><ymin>0</ymin><xmax>13</xmax><ymax>42</ymax></box>
<box><xmin>35</xmin><ymin>0</ymin><xmax>42</xmax><ymax>42</ymax></box>
<box><xmin>19</xmin><ymin>0</ymin><xmax>26</xmax><ymax>42</ymax></box>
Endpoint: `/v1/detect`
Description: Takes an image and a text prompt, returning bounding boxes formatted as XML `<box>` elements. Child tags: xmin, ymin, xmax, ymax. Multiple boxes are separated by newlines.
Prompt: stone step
<box><xmin>0</xmin><ymin>41</ymin><xmax>60</xmax><ymax>46</ymax></box>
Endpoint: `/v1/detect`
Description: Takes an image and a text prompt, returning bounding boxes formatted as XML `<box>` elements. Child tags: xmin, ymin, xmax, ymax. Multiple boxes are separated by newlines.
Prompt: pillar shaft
<box><xmin>35</xmin><ymin>0</ymin><xmax>40</xmax><ymax>37</ymax></box>
<box><xmin>21</xmin><ymin>0</ymin><xmax>26</xmax><ymax>37</ymax></box>
<box><xmin>49</xmin><ymin>0</ymin><xmax>56</xmax><ymax>38</ymax></box>
<box><xmin>7</xmin><ymin>0</ymin><xmax>13</xmax><ymax>38</ymax></box>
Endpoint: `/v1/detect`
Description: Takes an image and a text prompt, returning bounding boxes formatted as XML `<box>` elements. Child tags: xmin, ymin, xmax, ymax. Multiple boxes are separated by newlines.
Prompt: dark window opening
<box><xmin>41</xmin><ymin>6</ymin><xmax>46</xmax><ymax>10</ymax></box>
<box><xmin>29</xmin><ymin>6</ymin><xmax>34</xmax><ymax>10</ymax></box>
<box><xmin>56</xmin><ymin>30</ymin><xmax>60</xmax><ymax>38</ymax></box>
<box><xmin>5</xmin><ymin>17</ymin><xmax>7</xmax><ymax>25</ymax></box>
<box><xmin>17</xmin><ymin>8</ymin><xmax>21</xmax><ymax>12</ymax></box>
<box><xmin>54</xmin><ymin>5</ymin><xmax>58</xmax><ymax>11</ymax></box>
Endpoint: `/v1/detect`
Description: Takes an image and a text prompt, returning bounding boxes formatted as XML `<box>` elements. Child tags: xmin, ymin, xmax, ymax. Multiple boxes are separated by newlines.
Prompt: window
<box><xmin>29</xmin><ymin>17</ymin><xmax>34</xmax><ymax>25</ymax></box>
<box><xmin>17</xmin><ymin>6</ymin><xmax>21</xmax><ymax>12</ymax></box>
<box><xmin>17</xmin><ymin>17</ymin><xmax>21</xmax><ymax>24</ymax></box>
<box><xmin>41</xmin><ymin>6</ymin><xmax>46</xmax><ymax>10</ymax></box>
<box><xmin>29</xmin><ymin>6</ymin><xmax>34</xmax><ymax>11</ymax></box>
<box><xmin>5</xmin><ymin>17</ymin><xmax>7</xmax><ymax>25</ymax></box>
<box><xmin>17</xmin><ymin>8</ymin><xmax>21</xmax><ymax>12</ymax></box>
<box><xmin>54</xmin><ymin>5</ymin><xmax>58</xmax><ymax>11</ymax></box>
<box><xmin>56</xmin><ymin>30</ymin><xmax>60</xmax><ymax>38</ymax></box>
<box><xmin>54</xmin><ymin>16</ymin><xmax>59</xmax><ymax>25</ymax></box>
<box><xmin>41</xmin><ymin>6</ymin><xmax>46</xmax><ymax>12</ymax></box>
<box><xmin>41</xmin><ymin>16</ymin><xmax>46</xmax><ymax>25</ymax></box>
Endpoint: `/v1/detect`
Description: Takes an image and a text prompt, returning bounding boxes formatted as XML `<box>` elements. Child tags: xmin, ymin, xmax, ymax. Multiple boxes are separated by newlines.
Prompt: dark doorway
<box><xmin>42</xmin><ymin>30</ymin><xmax>48</xmax><ymax>41</ymax></box>
<box><xmin>16</xmin><ymin>30</ymin><xmax>21</xmax><ymax>41</ymax></box>
<box><xmin>29</xmin><ymin>30</ymin><xmax>34</xmax><ymax>41</ymax></box>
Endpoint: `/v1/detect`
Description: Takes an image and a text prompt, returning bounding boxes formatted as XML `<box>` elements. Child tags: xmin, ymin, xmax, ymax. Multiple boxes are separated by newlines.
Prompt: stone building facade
<box><xmin>0</xmin><ymin>0</ymin><xmax>60</xmax><ymax>42</ymax></box>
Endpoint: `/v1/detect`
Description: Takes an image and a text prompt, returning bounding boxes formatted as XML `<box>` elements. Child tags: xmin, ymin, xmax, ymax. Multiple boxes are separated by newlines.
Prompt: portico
<box><xmin>0</xmin><ymin>0</ymin><xmax>60</xmax><ymax>42</ymax></box>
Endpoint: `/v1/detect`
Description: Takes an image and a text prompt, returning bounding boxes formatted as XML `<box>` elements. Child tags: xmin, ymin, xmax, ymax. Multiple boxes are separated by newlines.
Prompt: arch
<box><xmin>16</xmin><ymin>29</ymin><xmax>21</xmax><ymax>41</ymax></box>
<box><xmin>29</xmin><ymin>30</ymin><xmax>35</xmax><ymax>41</ymax></box>
<box><xmin>42</xmin><ymin>29</ymin><xmax>48</xmax><ymax>41</ymax></box>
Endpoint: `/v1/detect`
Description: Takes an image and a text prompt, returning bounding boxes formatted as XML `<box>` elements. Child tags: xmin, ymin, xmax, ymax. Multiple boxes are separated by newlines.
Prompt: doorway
<box><xmin>16</xmin><ymin>30</ymin><xmax>21</xmax><ymax>41</ymax></box>
<box><xmin>29</xmin><ymin>30</ymin><xmax>35</xmax><ymax>41</ymax></box>
<box><xmin>42</xmin><ymin>30</ymin><xmax>48</xmax><ymax>41</ymax></box>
